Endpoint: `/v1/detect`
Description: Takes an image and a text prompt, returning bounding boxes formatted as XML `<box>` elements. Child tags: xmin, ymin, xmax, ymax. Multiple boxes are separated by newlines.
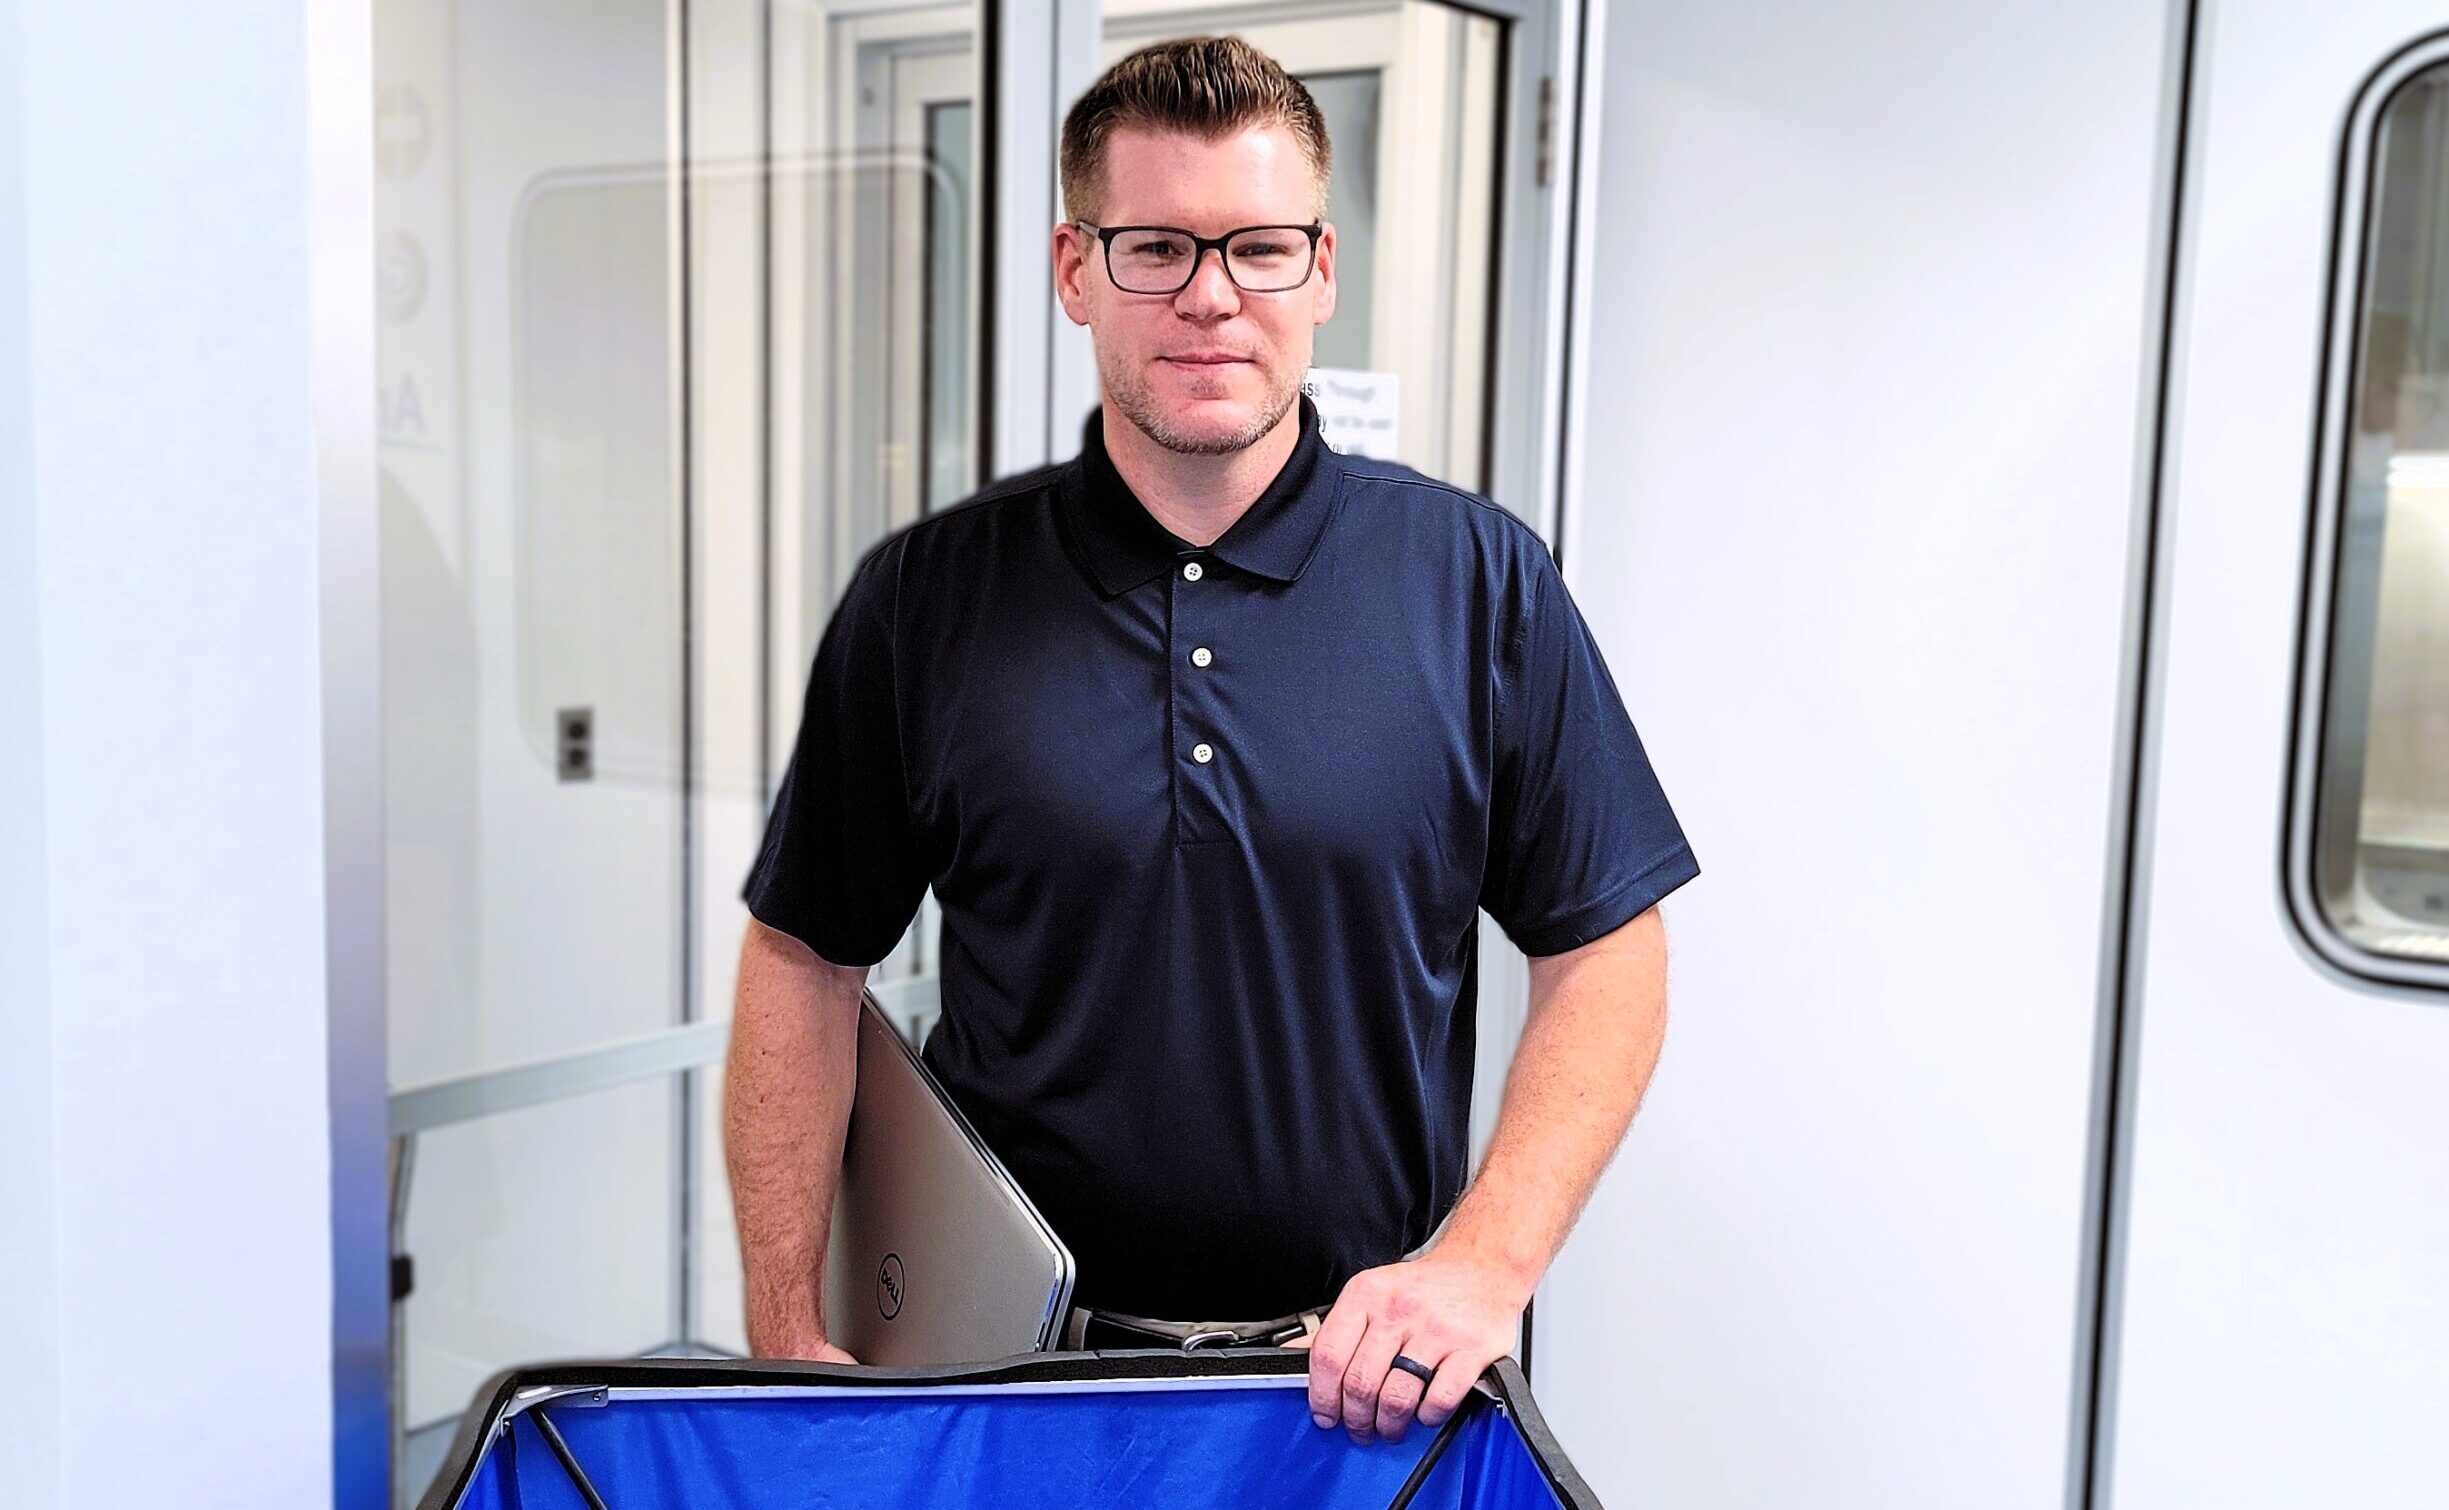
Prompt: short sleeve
<box><xmin>741</xmin><ymin>533</ymin><xmax>930</xmax><ymax>967</ymax></box>
<box><xmin>1479</xmin><ymin>545</ymin><xmax>1699</xmax><ymax>956</ymax></box>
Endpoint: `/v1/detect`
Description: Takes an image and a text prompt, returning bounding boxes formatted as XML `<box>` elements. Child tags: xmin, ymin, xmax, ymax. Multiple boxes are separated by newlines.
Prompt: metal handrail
<box><xmin>385</xmin><ymin>974</ymin><xmax>942</xmax><ymax>1136</ymax></box>
<box><xmin>383</xmin><ymin>972</ymin><xmax>943</xmax><ymax>1506</ymax></box>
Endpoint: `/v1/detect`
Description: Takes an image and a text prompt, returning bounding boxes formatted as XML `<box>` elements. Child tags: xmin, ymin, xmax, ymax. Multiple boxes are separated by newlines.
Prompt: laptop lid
<box><xmin>822</xmin><ymin>990</ymin><xmax>1076</xmax><ymax>1366</ymax></box>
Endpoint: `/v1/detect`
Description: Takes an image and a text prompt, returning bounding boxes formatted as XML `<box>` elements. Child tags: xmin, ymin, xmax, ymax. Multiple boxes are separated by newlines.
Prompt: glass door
<box><xmin>375</xmin><ymin>0</ymin><xmax>689</xmax><ymax>1472</ymax></box>
<box><xmin>372</xmin><ymin>0</ymin><xmax>986</xmax><ymax>1501</ymax></box>
<box><xmin>694</xmin><ymin>0</ymin><xmax>987</xmax><ymax>1355</ymax></box>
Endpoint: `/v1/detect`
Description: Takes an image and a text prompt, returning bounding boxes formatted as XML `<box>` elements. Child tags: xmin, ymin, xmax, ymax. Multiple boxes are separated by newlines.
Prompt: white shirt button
<box><xmin>1181</xmin><ymin>561</ymin><xmax>1204</xmax><ymax>582</ymax></box>
<box><xmin>1191</xmin><ymin>646</ymin><xmax>1213</xmax><ymax>668</ymax></box>
<box><xmin>1191</xmin><ymin>742</ymin><xmax>1214</xmax><ymax>764</ymax></box>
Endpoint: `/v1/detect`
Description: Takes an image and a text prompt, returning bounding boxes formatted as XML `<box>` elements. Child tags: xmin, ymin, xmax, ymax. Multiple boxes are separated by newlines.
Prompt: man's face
<box><xmin>1054</xmin><ymin>123</ymin><xmax>1337</xmax><ymax>457</ymax></box>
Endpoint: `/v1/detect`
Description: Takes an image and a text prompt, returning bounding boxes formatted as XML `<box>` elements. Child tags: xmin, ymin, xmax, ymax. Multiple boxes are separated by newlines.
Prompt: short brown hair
<box><xmin>1059</xmin><ymin>35</ymin><xmax>1331</xmax><ymax>225</ymax></box>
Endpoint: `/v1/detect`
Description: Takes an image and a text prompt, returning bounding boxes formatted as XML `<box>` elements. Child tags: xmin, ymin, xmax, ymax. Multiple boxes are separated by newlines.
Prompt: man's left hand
<box><xmin>1285</xmin><ymin>1249</ymin><xmax>1529</xmax><ymax>1445</ymax></box>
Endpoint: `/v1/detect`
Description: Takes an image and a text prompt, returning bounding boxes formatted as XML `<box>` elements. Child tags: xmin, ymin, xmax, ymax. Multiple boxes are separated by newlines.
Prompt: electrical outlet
<box><xmin>557</xmin><ymin>707</ymin><xmax>594</xmax><ymax>782</ymax></box>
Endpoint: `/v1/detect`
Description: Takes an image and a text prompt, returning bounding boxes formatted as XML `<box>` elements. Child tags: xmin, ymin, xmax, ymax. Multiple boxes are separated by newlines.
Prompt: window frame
<box><xmin>2284</xmin><ymin>25</ymin><xmax>2449</xmax><ymax>993</ymax></box>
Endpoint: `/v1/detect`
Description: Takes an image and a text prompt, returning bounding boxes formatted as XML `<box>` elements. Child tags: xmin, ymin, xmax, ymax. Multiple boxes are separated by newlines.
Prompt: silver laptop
<box><xmin>822</xmin><ymin>990</ymin><xmax>1076</xmax><ymax>1365</ymax></box>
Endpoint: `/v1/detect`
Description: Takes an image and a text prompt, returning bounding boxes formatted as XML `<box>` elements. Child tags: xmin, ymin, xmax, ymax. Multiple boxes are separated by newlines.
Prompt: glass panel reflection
<box><xmin>2320</xmin><ymin>64</ymin><xmax>2449</xmax><ymax>961</ymax></box>
<box><xmin>376</xmin><ymin>0</ymin><xmax>982</xmax><ymax>1497</ymax></box>
<box><xmin>1304</xmin><ymin>68</ymin><xmax>1379</xmax><ymax>372</ymax></box>
<box><xmin>379</xmin><ymin>0</ymin><xmax>682</xmax><ymax>1089</ymax></box>
<box><xmin>399</xmin><ymin>1077</ymin><xmax>679</xmax><ymax>1471</ymax></box>
<box><xmin>767</xmin><ymin>9</ymin><xmax>978</xmax><ymax>987</ymax></box>
<box><xmin>926</xmin><ymin>99</ymin><xmax>976</xmax><ymax>512</ymax></box>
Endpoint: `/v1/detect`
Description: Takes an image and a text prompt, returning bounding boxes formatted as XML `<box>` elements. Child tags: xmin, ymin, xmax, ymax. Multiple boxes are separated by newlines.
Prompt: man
<box><xmin>723</xmin><ymin>35</ymin><xmax>1697</xmax><ymax>1448</ymax></box>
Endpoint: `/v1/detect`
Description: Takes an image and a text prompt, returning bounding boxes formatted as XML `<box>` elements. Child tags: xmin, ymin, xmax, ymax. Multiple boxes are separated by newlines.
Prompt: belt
<box><xmin>1061</xmin><ymin>1303</ymin><xmax>1325</xmax><ymax>1352</ymax></box>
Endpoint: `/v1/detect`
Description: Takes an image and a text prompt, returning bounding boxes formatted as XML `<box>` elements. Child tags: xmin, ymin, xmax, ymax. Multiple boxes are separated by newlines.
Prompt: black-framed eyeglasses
<box><xmin>1072</xmin><ymin>220</ymin><xmax>1323</xmax><ymax>295</ymax></box>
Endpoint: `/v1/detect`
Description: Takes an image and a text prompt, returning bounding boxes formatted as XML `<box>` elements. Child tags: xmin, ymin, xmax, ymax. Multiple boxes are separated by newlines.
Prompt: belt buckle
<box><xmin>1178</xmin><ymin>1326</ymin><xmax>1243</xmax><ymax>1352</ymax></box>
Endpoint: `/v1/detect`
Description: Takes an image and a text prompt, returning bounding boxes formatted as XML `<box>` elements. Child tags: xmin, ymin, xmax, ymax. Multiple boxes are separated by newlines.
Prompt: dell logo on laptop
<box><xmin>878</xmin><ymin>1253</ymin><xmax>906</xmax><ymax>1320</ymax></box>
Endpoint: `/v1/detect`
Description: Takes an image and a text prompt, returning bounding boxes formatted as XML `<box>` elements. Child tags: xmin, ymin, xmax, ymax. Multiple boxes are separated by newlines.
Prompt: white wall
<box><xmin>0</xmin><ymin>0</ymin><xmax>337</xmax><ymax>1503</ymax></box>
<box><xmin>0</xmin><ymin>3</ymin><xmax>62</xmax><ymax>1503</ymax></box>
<box><xmin>1540</xmin><ymin>1</ymin><xmax>2170</xmax><ymax>1504</ymax></box>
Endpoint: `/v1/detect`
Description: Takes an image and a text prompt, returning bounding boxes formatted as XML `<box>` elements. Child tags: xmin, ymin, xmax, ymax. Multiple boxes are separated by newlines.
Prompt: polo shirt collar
<box><xmin>1062</xmin><ymin>390</ymin><xmax>1340</xmax><ymax>598</ymax></box>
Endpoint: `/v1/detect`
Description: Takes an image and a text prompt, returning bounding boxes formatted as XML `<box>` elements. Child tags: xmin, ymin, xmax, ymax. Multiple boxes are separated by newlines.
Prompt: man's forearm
<box><xmin>722</xmin><ymin>919</ymin><xmax>866</xmax><ymax>1355</ymax></box>
<box><xmin>1298</xmin><ymin>908</ymin><xmax>1671</xmax><ymax>1443</ymax></box>
<box><xmin>1433</xmin><ymin>905</ymin><xmax>1671</xmax><ymax>1299</ymax></box>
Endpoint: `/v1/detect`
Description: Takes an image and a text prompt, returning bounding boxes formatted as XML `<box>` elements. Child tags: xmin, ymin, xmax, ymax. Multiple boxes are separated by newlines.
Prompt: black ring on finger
<box><xmin>1389</xmin><ymin>1353</ymin><xmax>1437</xmax><ymax>1387</ymax></box>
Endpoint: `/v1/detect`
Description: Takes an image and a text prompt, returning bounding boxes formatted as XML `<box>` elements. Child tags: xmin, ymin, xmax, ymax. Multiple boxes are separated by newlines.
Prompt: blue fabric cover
<box><xmin>455</xmin><ymin>1384</ymin><xmax>1564</xmax><ymax>1509</ymax></box>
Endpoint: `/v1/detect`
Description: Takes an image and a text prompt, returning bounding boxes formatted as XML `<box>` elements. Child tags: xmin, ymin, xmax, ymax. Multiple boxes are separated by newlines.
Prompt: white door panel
<box><xmin>1554</xmin><ymin>1</ymin><xmax>2173</xmax><ymax>1504</ymax></box>
<box><xmin>2116</xmin><ymin>5</ymin><xmax>2449</xmax><ymax>1504</ymax></box>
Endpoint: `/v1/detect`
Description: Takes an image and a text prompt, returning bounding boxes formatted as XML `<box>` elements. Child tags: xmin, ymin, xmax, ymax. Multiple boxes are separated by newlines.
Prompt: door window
<box><xmin>2301</xmin><ymin>55</ymin><xmax>2449</xmax><ymax>973</ymax></box>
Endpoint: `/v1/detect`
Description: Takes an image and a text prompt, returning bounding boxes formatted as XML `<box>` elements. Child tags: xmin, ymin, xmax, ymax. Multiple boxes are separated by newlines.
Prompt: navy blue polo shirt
<box><xmin>743</xmin><ymin>390</ymin><xmax>1698</xmax><ymax>1319</ymax></box>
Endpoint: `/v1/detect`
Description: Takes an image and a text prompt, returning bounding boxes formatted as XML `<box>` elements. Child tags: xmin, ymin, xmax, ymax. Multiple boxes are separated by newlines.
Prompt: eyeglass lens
<box><xmin>1105</xmin><ymin>227</ymin><xmax>1314</xmax><ymax>293</ymax></box>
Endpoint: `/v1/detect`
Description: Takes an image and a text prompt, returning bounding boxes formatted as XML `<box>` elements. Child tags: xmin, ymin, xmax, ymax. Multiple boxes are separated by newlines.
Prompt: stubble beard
<box><xmin>1103</xmin><ymin>350</ymin><xmax>1304</xmax><ymax>458</ymax></box>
